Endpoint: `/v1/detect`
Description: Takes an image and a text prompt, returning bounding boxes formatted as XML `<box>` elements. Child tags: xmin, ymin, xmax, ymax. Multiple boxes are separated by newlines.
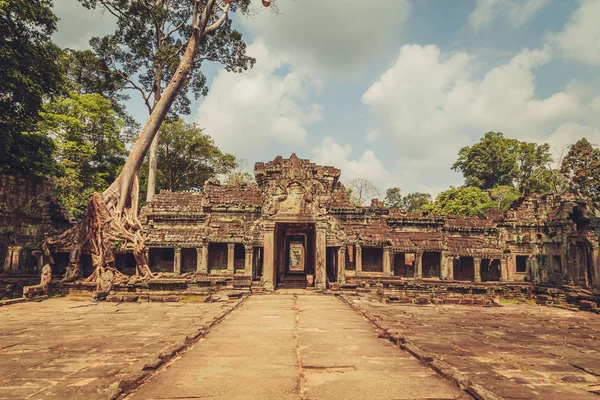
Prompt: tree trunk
<box><xmin>146</xmin><ymin>134</ymin><xmax>159</xmax><ymax>202</ymax></box>
<box><xmin>44</xmin><ymin>0</ymin><xmax>218</xmax><ymax>293</ymax></box>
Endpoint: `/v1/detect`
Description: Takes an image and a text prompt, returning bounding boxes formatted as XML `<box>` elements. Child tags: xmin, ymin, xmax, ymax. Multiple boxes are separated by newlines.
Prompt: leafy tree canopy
<box><xmin>452</xmin><ymin>132</ymin><xmax>552</xmax><ymax>194</ymax></box>
<box><xmin>384</xmin><ymin>188</ymin><xmax>432</xmax><ymax>212</ymax></box>
<box><xmin>0</xmin><ymin>0</ymin><xmax>65</xmax><ymax>175</ymax></box>
<box><xmin>424</xmin><ymin>186</ymin><xmax>495</xmax><ymax>216</ymax></box>
<box><xmin>560</xmin><ymin>138</ymin><xmax>600</xmax><ymax>205</ymax></box>
<box><xmin>37</xmin><ymin>92</ymin><xmax>127</xmax><ymax>217</ymax></box>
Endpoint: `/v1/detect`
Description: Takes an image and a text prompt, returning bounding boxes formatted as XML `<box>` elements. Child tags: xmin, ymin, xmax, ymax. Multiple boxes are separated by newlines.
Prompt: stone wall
<box><xmin>0</xmin><ymin>174</ymin><xmax>72</xmax><ymax>275</ymax></box>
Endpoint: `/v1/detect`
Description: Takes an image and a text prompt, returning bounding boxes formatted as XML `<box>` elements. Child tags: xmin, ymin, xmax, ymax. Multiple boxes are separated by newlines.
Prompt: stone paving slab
<box><xmin>128</xmin><ymin>294</ymin><xmax>467</xmax><ymax>399</ymax></box>
<box><xmin>0</xmin><ymin>297</ymin><xmax>230</xmax><ymax>399</ymax></box>
<box><xmin>355</xmin><ymin>295</ymin><xmax>600</xmax><ymax>399</ymax></box>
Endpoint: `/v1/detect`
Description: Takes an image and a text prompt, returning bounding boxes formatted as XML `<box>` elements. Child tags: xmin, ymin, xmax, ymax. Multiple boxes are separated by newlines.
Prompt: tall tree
<box><xmin>223</xmin><ymin>159</ymin><xmax>255</xmax><ymax>186</ymax></box>
<box><xmin>515</xmin><ymin>142</ymin><xmax>552</xmax><ymax>195</ymax></box>
<box><xmin>560</xmin><ymin>138</ymin><xmax>600</xmax><ymax>205</ymax></box>
<box><xmin>403</xmin><ymin>192</ymin><xmax>433</xmax><ymax>212</ymax></box>
<box><xmin>452</xmin><ymin>132</ymin><xmax>518</xmax><ymax>189</ymax></box>
<box><xmin>0</xmin><ymin>0</ymin><xmax>65</xmax><ymax>175</ymax></box>
<box><xmin>139</xmin><ymin>119</ymin><xmax>236</xmax><ymax>196</ymax></box>
<box><xmin>453</xmin><ymin>131</ymin><xmax>553</xmax><ymax>194</ymax></box>
<box><xmin>424</xmin><ymin>186</ymin><xmax>495</xmax><ymax>216</ymax></box>
<box><xmin>46</xmin><ymin>0</ymin><xmax>262</xmax><ymax>290</ymax></box>
<box><xmin>38</xmin><ymin>92</ymin><xmax>126</xmax><ymax>218</ymax></box>
<box><xmin>347</xmin><ymin>178</ymin><xmax>381</xmax><ymax>205</ymax></box>
<box><xmin>85</xmin><ymin>0</ymin><xmax>255</xmax><ymax>202</ymax></box>
<box><xmin>384</xmin><ymin>188</ymin><xmax>432</xmax><ymax>212</ymax></box>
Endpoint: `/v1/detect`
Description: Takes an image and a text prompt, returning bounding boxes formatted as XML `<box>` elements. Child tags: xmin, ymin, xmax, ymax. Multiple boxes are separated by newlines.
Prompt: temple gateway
<box><xmin>134</xmin><ymin>154</ymin><xmax>599</xmax><ymax>290</ymax></box>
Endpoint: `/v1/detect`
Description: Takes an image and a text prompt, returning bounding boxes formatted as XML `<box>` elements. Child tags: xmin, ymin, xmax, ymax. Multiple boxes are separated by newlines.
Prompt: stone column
<box><xmin>262</xmin><ymin>223</ymin><xmax>275</xmax><ymax>291</ymax></box>
<box><xmin>500</xmin><ymin>258</ymin><xmax>508</xmax><ymax>282</ymax></box>
<box><xmin>227</xmin><ymin>243</ymin><xmax>235</xmax><ymax>275</ymax></box>
<box><xmin>473</xmin><ymin>257</ymin><xmax>482</xmax><ymax>282</ymax></box>
<box><xmin>414</xmin><ymin>251</ymin><xmax>423</xmax><ymax>279</ymax></box>
<box><xmin>440</xmin><ymin>251</ymin><xmax>448</xmax><ymax>280</ymax></box>
<box><xmin>337</xmin><ymin>246</ymin><xmax>346</xmax><ymax>283</ymax></box>
<box><xmin>355</xmin><ymin>244</ymin><xmax>362</xmax><ymax>273</ymax></box>
<box><xmin>244</xmin><ymin>245</ymin><xmax>253</xmax><ymax>277</ymax></box>
<box><xmin>591</xmin><ymin>244</ymin><xmax>600</xmax><ymax>287</ymax></box>
<box><xmin>507</xmin><ymin>254</ymin><xmax>516</xmax><ymax>281</ymax></box>
<box><xmin>315</xmin><ymin>224</ymin><xmax>327</xmax><ymax>292</ymax></box>
<box><xmin>196</xmin><ymin>247</ymin><xmax>204</xmax><ymax>274</ymax></box>
<box><xmin>383</xmin><ymin>246</ymin><xmax>391</xmax><ymax>276</ymax></box>
<box><xmin>173</xmin><ymin>247</ymin><xmax>181</xmax><ymax>276</ymax></box>
<box><xmin>447</xmin><ymin>255</ymin><xmax>455</xmax><ymax>280</ymax></box>
<box><xmin>37</xmin><ymin>253</ymin><xmax>44</xmax><ymax>272</ymax></box>
<box><xmin>144</xmin><ymin>248</ymin><xmax>150</xmax><ymax>275</ymax></box>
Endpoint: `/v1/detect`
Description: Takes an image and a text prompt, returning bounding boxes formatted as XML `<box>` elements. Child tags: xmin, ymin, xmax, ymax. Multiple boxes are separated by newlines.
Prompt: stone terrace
<box><xmin>0</xmin><ymin>298</ymin><xmax>236</xmax><ymax>399</ymax></box>
<box><xmin>353</xmin><ymin>294</ymin><xmax>600</xmax><ymax>399</ymax></box>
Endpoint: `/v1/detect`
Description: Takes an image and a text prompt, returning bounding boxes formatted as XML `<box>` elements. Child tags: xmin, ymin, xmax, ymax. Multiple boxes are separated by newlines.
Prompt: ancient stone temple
<box><xmin>135</xmin><ymin>154</ymin><xmax>600</xmax><ymax>290</ymax></box>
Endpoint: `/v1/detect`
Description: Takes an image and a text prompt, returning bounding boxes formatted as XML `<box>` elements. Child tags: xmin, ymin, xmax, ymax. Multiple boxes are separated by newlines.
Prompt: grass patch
<box><xmin>178</xmin><ymin>295</ymin><xmax>207</xmax><ymax>303</ymax></box>
<box><xmin>498</xmin><ymin>298</ymin><xmax>535</xmax><ymax>305</ymax></box>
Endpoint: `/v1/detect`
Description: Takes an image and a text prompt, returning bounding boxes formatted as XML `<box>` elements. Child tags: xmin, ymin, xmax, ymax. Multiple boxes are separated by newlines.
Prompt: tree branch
<box><xmin>205</xmin><ymin>3</ymin><xmax>230</xmax><ymax>34</ymax></box>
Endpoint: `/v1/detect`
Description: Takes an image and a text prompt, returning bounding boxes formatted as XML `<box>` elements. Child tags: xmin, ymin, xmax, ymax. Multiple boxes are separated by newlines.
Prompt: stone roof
<box><xmin>143</xmin><ymin>191</ymin><xmax>204</xmax><ymax>215</ymax></box>
<box><xmin>203</xmin><ymin>182</ymin><xmax>262</xmax><ymax>209</ymax></box>
<box><xmin>447</xmin><ymin>236</ymin><xmax>504</xmax><ymax>257</ymax></box>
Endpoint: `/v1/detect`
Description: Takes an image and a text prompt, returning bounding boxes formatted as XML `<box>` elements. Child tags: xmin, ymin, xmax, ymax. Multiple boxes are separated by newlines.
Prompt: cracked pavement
<box><xmin>127</xmin><ymin>294</ymin><xmax>467</xmax><ymax>400</ymax></box>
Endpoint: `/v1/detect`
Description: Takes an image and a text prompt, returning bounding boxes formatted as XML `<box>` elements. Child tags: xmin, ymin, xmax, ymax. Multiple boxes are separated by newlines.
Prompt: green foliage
<box><xmin>560</xmin><ymin>138</ymin><xmax>600</xmax><ymax>205</ymax></box>
<box><xmin>488</xmin><ymin>185</ymin><xmax>520</xmax><ymax>212</ymax></box>
<box><xmin>223</xmin><ymin>159</ymin><xmax>255</xmax><ymax>186</ymax></box>
<box><xmin>384</xmin><ymin>188</ymin><xmax>403</xmax><ymax>208</ymax></box>
<box><xmin>384</xmin><ymin>188</ymin><xmax>432</xmax><ymax>212</ymax></box>
<box><xmin>81</xmin><ymin>0</ymin><xmax>255</xmax><ymax>117</ymax></box>
<box><xmin>0</xmin><ymin>0</ymin><xmax>65</xmax><ymax>175</ymax></box>
<box><xmin>424</xmin><ymin>186</ymin><xmax>495</xmax><ymax>216</ymax></box>
<box><xmin>37</xmin><ymin>92</ymin><xmax>126</xmax><ymax>217</ymax></box>
<box><xmin>139</xmin><ymin>120</ymin><xmax>237</xmax><ymax>195</ymax></box>
<box><xmin>452</xmin><ymin>132</ymin><xmax>552</xmax><ymax>194</ymax></box>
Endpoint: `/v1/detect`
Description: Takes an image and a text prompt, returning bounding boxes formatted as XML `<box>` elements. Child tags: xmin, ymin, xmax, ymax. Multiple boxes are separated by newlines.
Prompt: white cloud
<box><xmin>362</xmin><ymin>44</ymin><xmax>584</xmax><ymax>192</ymax></box>
<box><xmin>366</xmin><ymin>129</ymin><xmax>382</xmax><ymax>143</ymax></box>
<box><xmin>469</xmin><ymin>0</ymin><xmax>549</xmax><ymax>31</ymax></box>
<box><xmin>240</xmin><ymin>0</ymin><xmax>410</xmax><ymax>77</ymax></box>
<box><xmin>196</xmin><ymin>40</ymin><xmax>322</xmax><ymax>158</ymax></box>
<box><xmin>547</xmin><ymin>123</ymin><xmax>600</xmax><ymax>163</ymax></box>
<box><xmin>311</xmin><ymin>137</ymin><xmax>389</xmax><ymax>190</ymax></box>
<box><xmin>550</xmin><ymin>0</ymin><xmax>600</xmax><ymax>65</ymax></box>
<box><xmin>52</xmin><ymin>1</ymin><xmax>116</xmax><ymax>49</ymax></box>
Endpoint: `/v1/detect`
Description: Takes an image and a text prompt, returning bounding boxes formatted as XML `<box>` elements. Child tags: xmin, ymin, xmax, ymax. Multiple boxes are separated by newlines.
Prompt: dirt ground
<box><xmin>355</xmin><ymin>295</ymin><xmax>600</xmax><ymax>399</ymax></box>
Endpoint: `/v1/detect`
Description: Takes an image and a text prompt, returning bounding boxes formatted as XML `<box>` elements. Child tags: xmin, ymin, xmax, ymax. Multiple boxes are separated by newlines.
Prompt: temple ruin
<box><xmin>3</xmin><ymin>154</ymin><xmax>600</xmax><ymax>291</ymax></box>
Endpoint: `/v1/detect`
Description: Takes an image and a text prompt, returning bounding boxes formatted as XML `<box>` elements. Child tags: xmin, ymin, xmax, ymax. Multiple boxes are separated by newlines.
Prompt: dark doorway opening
<box><xmin>455</xmin><ymin>257</ymin><xmax>474</xmax><ymax>281</ymax></box>
<box><xmin>481</xmin><ymin>259</ymin><xmax>501</xmax><ymax>282</ymax></box>
<box><xmin>423</xmin><ymin>252</ymin><xmax>441</xmax><ymax>278</ymax></box>
<box><xmin>516</xmin><ymin>255</ymin><xmax>527</xmax><ymax>273</ymax></box>
<box><xmin>275</xmin><ymin>223</ymin><xmax>315</xmax><ymax>288</ymax></box>
<box><xmin>394</xmin><ymin>253</ymin><xmax>414</xmax><ymax>277</ymax></box>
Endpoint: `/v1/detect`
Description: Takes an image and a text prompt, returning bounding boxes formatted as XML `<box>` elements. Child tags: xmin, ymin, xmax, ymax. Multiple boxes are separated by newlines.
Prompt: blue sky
<box><xmin>52</xmin><ymin>0</ymin><xmax>600</xmax><ymax>197</ymax></box>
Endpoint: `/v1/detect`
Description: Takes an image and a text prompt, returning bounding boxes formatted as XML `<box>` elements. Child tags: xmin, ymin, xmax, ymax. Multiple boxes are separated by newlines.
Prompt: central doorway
<box><xmin>275</xmin><ymin>223</ymin><xmax>315</xmax><ymax>288</ymax></box>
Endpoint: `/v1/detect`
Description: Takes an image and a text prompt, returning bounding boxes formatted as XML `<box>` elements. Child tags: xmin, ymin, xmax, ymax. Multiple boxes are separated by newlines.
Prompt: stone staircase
<box><xmin>277</xmin><ymin>274</ymin><xmax>307</xmax><ymax>289</ymax></box>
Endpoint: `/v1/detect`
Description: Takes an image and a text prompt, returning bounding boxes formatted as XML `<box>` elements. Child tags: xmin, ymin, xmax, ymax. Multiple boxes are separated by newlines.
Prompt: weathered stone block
<box><xmin>579</xmin><ymin>300</ymin><xmax>597</xmax><ymax>310</ymax></box>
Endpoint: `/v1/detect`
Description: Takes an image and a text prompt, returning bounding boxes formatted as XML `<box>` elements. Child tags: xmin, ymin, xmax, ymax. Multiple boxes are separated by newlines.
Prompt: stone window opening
<box><xmin>208</xmin><ymin>243</ymin><xmax>228</xmax><ymax>272</ymax></box>
<box><xmin>422</xmin><ymin>252</ymin><xmax>441</xmax><ymax>278</ymax></box>
<box><xmin>234</xmin><ymin>244</ymin><xmax>245</xmax><ymax>272</ymax></box>
<box><xmin>516</xmin><ymin>255</ymin><xmax>528</xmax><ymax>273</ymax></box>
<box><xmin>362</xmin><ymin>247</ymin><xmax>383</xmax><ymax>273</ymax></box>
<box><xmin>394</xmin><ymin>253</ymin><xmax>414</xmax><ymax>277</ymax></box>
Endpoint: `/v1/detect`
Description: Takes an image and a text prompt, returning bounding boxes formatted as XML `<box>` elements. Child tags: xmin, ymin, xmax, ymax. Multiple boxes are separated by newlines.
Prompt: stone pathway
<box><xmin>128</xmin><ymin>294</ymin><xmax>466</xmax><ymax>399</ymax></box>
<box><xmin>0</xmin><ymin>298</ymin><xmax>229</xmax><ymax>399</ymax></box>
